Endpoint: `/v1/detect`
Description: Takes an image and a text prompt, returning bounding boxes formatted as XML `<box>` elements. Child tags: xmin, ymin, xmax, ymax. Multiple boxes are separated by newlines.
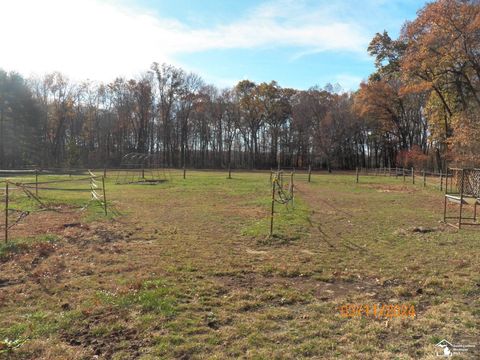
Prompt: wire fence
<box><xmin>269</xmin><ymin>170</ymin><xmax>295</xmax><ymax>237</ymax></box>
<box><xmin>354</xmin><ymin>166</ymin><xmax>451</xmax><ymax>192</ymax></box>
<box><xmin>1</xmin><ymin>170</ymin><xmax>108</xmax><ymax>243</ymax></box>
<box><xmin>0</xmin><ymin>165</ymin><xmax>459</xmax><ymax>241</ymax></box>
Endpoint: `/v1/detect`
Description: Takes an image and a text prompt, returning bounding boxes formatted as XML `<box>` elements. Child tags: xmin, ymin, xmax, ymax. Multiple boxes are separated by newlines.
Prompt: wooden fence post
<box><xmin>5</xmin><ymin>182</ymin><xmax>8</xmax><ymax>243</ymax></box>
<box><xmin>356</xmin><ymin>167</ymin><xmax>359</xmax><ymax>183</ymax></box>
<box><xmin>308</xmin><ymin>165</ymin><xmax>311</xmax><ymax>183</ymax></box>
<box><xmin>183</xmin><ymin>167</ymin><xmax>186</xmax><ymax>179</ymax></box>
<box><xmin>403</xmin><ymin>168</ymin><xmax>406</xmax><ymax>182</ymax></box>
<box><xmin>412</xmin><ymin>167</ymin><xmax>415</xmax><ymax>184</ymax></box>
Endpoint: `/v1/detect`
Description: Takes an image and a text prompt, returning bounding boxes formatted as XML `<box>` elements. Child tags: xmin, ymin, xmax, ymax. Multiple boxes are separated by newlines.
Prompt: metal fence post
<box><xmin>102</xmin><ymin>176</ymin><xmax>108</xmax><ymax>216</ymax></box>
<box><xmin>290</xmin><ymin>172</ymin><xmax>294</xmax><ymax>208</ymax></box>
<box><xmin>35</xmin><ymin>169</ymin><xmax>39</xmax><ymax>196</ymax></box>
<box><xmin>270</xmin><ymin>177</ymin><xmax>275</xmax><ymax>236</ymax></box>
<box><xmin>5</xmin><ymin>182</ymin><xmax>8</xmax><ymax>243</ymax></box>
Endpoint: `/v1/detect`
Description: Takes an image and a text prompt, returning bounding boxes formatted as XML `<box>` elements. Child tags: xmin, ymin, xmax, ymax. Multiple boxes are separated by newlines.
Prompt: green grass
<box><xmin>242</xmin><ymin>194</ymin><xmax>310</xmax><ymax>242</ymax></box>
<box><xmin>0</xmin><ymin>234</ymin><xmax>58</xmax><ymax>260</ymax></box>
<box><xmin>96</xmin><ymin>279</ymin><xmax>179</xmax><ymax>316</ymax></box>
<box><xmin>0</xmin><ymin>170</ymin><xmax>478</xmax><ymax>359</ymax></box>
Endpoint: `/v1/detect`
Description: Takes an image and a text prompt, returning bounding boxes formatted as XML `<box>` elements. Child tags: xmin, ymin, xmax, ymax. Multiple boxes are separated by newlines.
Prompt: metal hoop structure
<box><xmin>115</xmin><ymin>153</ymin><xmax>167</xmax><ymax>185</ymax></box>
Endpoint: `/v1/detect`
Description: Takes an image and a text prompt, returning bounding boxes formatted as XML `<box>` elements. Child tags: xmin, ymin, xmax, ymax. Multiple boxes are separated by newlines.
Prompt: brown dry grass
<box><xmin>0</xmin><ymin>171</ymin><xmax>478</xmax><ymax>359</ymax></box>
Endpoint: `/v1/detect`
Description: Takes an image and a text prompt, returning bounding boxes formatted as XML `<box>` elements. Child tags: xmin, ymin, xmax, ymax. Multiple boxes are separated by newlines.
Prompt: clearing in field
<box><xmin>0</xmin><ymin>170</ymin><xmax>478</xmax><ymax>359</ymax></box>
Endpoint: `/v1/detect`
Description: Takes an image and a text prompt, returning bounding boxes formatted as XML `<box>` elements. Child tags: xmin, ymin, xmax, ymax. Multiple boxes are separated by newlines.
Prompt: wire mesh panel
<box><xmin>465</xmin><ymin>169</ymin><xmax>480</xmax><ymax>198</ymax></box>
<box><xmin>115</xmin><ymin>153</ymin><xmax>167</xmax><ymax>184</ymax></box>
<box><xmin>444</xmin><ymin>168</ymin><xmax>480</xmax><ymax>229</ymax></box>
<box><xmin>450</xmin><ymin>168</ymin><xmax>480</xmax><ymax>197</ymax></box>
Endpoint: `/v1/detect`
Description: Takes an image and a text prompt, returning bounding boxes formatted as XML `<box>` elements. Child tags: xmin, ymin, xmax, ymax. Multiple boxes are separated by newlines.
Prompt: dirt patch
<box><xmin>214</xmin><ymin>272</ymin><xmax>386</xmax><ymax>302</ymax></box>
<box><xmin>367</xmin><ymin>184</ymin><xmax>419</xmax><ymax>193</ymax></box>
<box><xmin>395</xmin><ymin>225</ymin><xmax>447</xmax><ymax>236</ymax></box>
<box><xmin>0</xmin><ymin>220</ymin><xmax>128</xmax><ymax>305</ymax></box>
<box><xmin>61</xmin><ymin>309</ymin><xmax>150</xmax><ymax>359</ymax></box>
<box><xmin>6</xmin><ymin>207</ymin><xmax>82</xmax><ymax>239</ymax></box>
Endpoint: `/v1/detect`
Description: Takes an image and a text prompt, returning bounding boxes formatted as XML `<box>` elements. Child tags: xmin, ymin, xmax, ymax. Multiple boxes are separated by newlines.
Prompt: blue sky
<box><xmin>1</xmin><ymin>0</ymin><xmax>427</xmax><ymax>90</ymax></box>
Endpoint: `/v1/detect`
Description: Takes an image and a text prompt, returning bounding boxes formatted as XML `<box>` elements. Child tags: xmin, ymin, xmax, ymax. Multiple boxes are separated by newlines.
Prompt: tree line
<box><xmin>0</xmin><ymin>0</ymin><xmax>478</xmax><ymax>170</ymax></box>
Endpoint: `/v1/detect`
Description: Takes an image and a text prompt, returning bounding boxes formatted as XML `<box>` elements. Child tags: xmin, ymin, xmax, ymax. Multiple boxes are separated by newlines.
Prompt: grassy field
<box><xmin>0</xmin><ymin>170</ymin><xmax>479</xmax><ymax>359</ymax></box>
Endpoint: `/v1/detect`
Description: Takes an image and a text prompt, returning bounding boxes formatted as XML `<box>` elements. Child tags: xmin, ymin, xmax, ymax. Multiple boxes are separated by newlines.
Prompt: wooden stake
<box><xmin>308</xmin><ymin>165</ymin><xmax>311</xmax><ymax>183</ymax></box>
<box><xmin>356</xmin><ymin>167</ymin><xmax>359</xmax><ymax>183</ymax></box>
<box><xmin>412</xmin><ymin>167</ymin><xmax>415</xmax><ymax>184</ymax></box>
<box><xmin>228</xmin><ymin>165</ymin><xmax>231</xmax><ymax>179</ymax></box>
<box><xmin>102</xmin><ymin>176</ymin><xmax>107</xmax><ymax>216</ymax></box>
<box><xmin>440</xmin><ymin>171</ymin><xmax>443</xmax><ymax>191</ymax></box>
<box><xmin>183</xmin><ymin>166</ymin><xmax>186</xmax><ymax>179</ymax></box>
<box><xmin>423</xmin><ymin>169</ymin><xmax>426</xmax><ymax>187</ymax></box>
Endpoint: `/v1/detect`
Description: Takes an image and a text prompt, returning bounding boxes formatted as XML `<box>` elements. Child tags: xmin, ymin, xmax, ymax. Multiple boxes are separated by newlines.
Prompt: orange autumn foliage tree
<box><xmin>400</xmin><ymin>0</ymin><xmax>480</xmax><ymax>166</ymax></box>
<box><xmin>396</xmin><ymin>145</ymin><xmax>429</xmax><ymax>169</ymax></box>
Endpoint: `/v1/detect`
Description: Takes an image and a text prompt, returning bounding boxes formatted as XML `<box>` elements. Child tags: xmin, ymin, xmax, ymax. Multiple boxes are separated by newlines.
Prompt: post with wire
<box><xmin>269</xmin><ymin>170</ymin><xmax>295</xmax><ymax>237</ymax></box>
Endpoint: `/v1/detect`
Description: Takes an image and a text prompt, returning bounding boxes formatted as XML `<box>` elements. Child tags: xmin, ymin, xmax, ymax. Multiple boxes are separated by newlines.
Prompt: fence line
<box><xmin>354</xmin><ymin>166</ymin><xmax>451</xmax><ymax>191</ymax></box>
<box><xmin>1</xmin><ymin>171</ymin><xmax>108</xmax><ymax>243</ymax></box>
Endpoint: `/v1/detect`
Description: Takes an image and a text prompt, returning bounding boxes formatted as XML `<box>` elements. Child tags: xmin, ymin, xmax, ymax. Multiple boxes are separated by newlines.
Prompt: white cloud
<box><xmin>334</xmin><ymin>74</ymin><xmax>365</xmax><ymax>92</ymax></box>
<box><xmin>0</xmin><ymin>0</ymin><xmax>370</xmax><ymax>82</ymax></box>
